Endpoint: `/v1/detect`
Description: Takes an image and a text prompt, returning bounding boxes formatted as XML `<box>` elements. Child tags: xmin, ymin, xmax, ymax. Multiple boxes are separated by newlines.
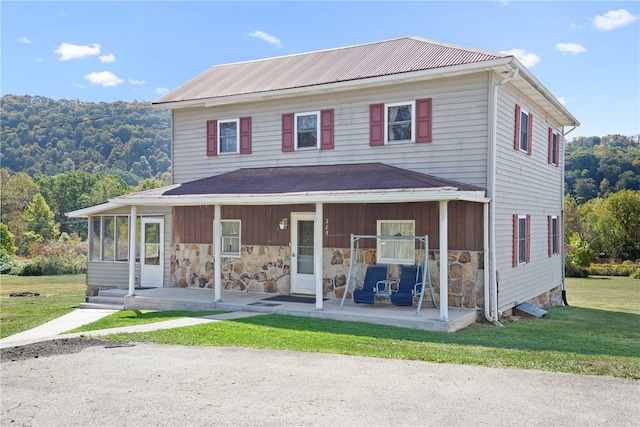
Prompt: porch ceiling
<box><xmin>112</xmin><ymin>163</ymin><xmax>489</xmax><ymax>206</ymax></box>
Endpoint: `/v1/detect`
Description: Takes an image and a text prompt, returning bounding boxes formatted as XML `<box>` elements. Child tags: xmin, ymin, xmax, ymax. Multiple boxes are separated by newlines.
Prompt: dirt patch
<box><xmin>0</xmin><ymin>337</ymin><xmax>133</xmax><ymax>363</ymax></box>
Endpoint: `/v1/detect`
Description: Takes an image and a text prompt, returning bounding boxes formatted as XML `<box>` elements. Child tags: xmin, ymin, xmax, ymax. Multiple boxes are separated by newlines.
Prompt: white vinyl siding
<box><xmin>493</xmin><ymin>84</ymin><xmax>564</xmax><ymax>310</ymax></box>
<box><xmin>85</xmin><ymin>206</ymin><xmax>172</xmax><ymax>289</ymax></box>
<box><xmin>171</xmin><ymin>74</ymin><xmax>490</xmax><ymax>187</ymax></box>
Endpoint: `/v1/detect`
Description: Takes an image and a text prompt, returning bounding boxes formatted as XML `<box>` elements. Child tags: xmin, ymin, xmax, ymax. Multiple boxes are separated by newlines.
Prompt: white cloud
<box><xmin>72</xmin><ymin>81</ymin><xmax>86</xmax><ymax>89</ymax></box>
<box><xmin>156</xmin><ymin>87</ymin><xmax>169</xmax><ymax>95</ymax></box>
<box><xmin>54</xmin><ymin>42</ymin><xmax>101</xmax><ymax>61</ymax></box>
<box><xmin>500</xmin><ymin>49</ymin><xmax>541</xmax><ymax>68</ymax></box>
<box><xmin>129</xmin><ymin>78</ymin><xmax>145</xmax><ymax>86</ymax></box>
<box><xmin>18</xmin><ymin>37</ymin><xmax>31</xmax><ymax>44</ymax></box>
<box><xmin>557</xmin><ymin>97</ymin><xmax>567</xmax><ymax>106</ymax></box>
<box><xmin>556</xmin><ymin>42</ymin><xmax>587</xmax><ymax>55</ymax></box>
<box><xmin>84</xmin><ymin>71</ymin><xmax>124</xmax><ymax>87</ymax></box>
<box><xmin>248</xmin><ymin>30</ymin><xmax>282</xmax><ymax>48</ymax></box>
<box><xmin>99</xmin><ymin>54</ymin><xmax>116</xmax><ymax>63</ymax></box>
<box><xmin>593</xmin><ymin>9</ymin><xmax>639</xmax><ymax>31</ymax></box>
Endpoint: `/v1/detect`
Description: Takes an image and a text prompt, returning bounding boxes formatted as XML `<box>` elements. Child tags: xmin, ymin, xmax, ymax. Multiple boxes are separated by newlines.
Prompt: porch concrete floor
<box><xmin>125</xmin><ymin>288</ymin><xmax>478</xmax><ymax>333</ymax></box>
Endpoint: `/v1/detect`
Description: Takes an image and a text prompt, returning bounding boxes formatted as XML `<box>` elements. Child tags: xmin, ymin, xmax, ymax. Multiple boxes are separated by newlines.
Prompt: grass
<box><xmin>0</xmin><ymin>274</ymin><xmax>86</xmax><ymax>339</ymax></box>
<box><xmin>100</xmin><ymin>276</ymin><xmax>640</xmax><ymax>378</ymax></box>
<box><xmin>66</xmin><ymin>309</ymin><xmax>227</xmax><ymax>333</ymax></box>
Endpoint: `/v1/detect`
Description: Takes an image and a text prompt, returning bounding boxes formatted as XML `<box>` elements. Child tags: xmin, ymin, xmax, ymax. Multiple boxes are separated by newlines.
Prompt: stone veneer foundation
<box><xmin>170</xmin><ymin>243</ymin><xmax>486</xmax><ymax>310</ymax></box>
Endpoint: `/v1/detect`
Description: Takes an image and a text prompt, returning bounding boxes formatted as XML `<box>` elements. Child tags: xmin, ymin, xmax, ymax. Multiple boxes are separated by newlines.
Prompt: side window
<box><xmin>548</xmin><ymin>128</ymin><xmax>560</xmax><ymax>167</ymax></box>
<box><xmin>513</xmin><ymin>214</ymin><xmax>531</xmax><ymax>266</ymax></box>
<box><xmin>90</xmin><ymin>215</ymin><xmax>131</xmax><ymax>262</ymax></box>
<box><xmin>221</xmin><ymin>220</ymin><xmax>241</xmax><ymax>257</ymax></box>
<box><xmin>514</xmin><ymin>104</ymin><xmax>533</xmax><ymax>155</ymax></box>
<box><xmin>549</xmin><ymin>215</ymin><xmax>559</xmax><ymax>256</ymax></box>
<box><xmin>295</xmin><ymin>112</ymin><xmax>320</xmax><ymax>149</ymax></box>
<box><xmin>370</xmin><ymin>98</ymin><xmax>431</xmax><ymax>146</ymax></box>
<box><xmin>376</xmin><ymin>220</ymin><xmax>415</xmax><ymax>264</ymax></box>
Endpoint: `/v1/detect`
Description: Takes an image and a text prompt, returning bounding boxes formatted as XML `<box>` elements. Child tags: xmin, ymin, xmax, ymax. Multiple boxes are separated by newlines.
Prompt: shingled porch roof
<box><xmin>112</xmin><ymin>163</ymin><xmax>488</xmax><ymax>206</ymax></box>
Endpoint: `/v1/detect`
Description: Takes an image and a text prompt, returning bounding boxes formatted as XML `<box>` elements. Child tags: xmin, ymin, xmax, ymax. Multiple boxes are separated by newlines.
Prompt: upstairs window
<box><xmin>206</xmin><ymin>117</ymin><xmax>251</xmax><ymax>156</ymax></box>
<box><xmin>548</xmin><ymin>128</ymin><xmax>560</xmax><ymax>166</ymax></box>
<box><xmin>370</xmin><ymin>98</ymin><xmax>432</xmax><ymax>146</ymax></box>
<box><xmin>376</xmin><ymin>220</ymin><xmax>415</xmax><ymax>264</ymax></box>
<box><xmin>295</xmin><ymin>112</ymin><xmax>320</xmax><ymax>149</ymax></box>
<box><xmin>385</xmin><ymin>101</ymin><xmax>415</xmax><ymax>143</ymax></box>
<box><xmin>513</xmin><ymin>214</ymin><xmax>531</xmax><ymax>266</ymax></box>
<box><xmin>219</xmin><ymin>119</ymin><xmax>239</xmax><ymax>154</ymax></box>
<box><xmin>514</xmin><ymin>104</ymin><xmax>533</xmax><ymax>155</ymax></box>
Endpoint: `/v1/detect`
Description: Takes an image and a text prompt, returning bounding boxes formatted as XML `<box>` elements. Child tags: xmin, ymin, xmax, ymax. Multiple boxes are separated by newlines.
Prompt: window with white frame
<box><xmin>551</xmin><ymin>131</ymin><xmax>559</xmax><ymax>166</ymax></box>
<box><xmin>218</xmin><ymin>119</ymin><xmax>239</xmax><ymax>154</ymax></box>
<box><xmin>385</xmin><ymin>101</ymin><xmax>415</xmax><ymax>143</ymax></box>
<box><xmin>376</xmin><ymin>220</ymin><xmax>415</xmax><ymax>264</ymax></box>
<box><xmin>519</xmin><ymin>109</ymin><xmax>530</xmax><ymax>152</ymax></box>
<box><xmin>551</xmin><ymin>216</ymin><xmax>559</xmax><ymax>256</ymax></box>
<box><xmin>517</xmin><ymin>215</ymin><xmax>527</xmax><ymax>264</ymax></box>
<box><xmin>90</xmin><ymin>215</ymin><xmax>131</xmax><ymax>262</ymax></box>
<box><xmin>221</xmin><ymin>220</ymin><xmax>241</xmax><ymax>257</ymax></box>
<box><xmin>295</xmin><ymin>112</ymin><xmax>319</xmax><ymax>149</ymax></box>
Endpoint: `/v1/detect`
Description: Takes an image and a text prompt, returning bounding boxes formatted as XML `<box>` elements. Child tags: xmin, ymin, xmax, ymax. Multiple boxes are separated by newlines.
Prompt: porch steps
<box><xmin>80</xmin><ymin>288</ymin><xmax>127</xmax><ymax>310</ymax></box>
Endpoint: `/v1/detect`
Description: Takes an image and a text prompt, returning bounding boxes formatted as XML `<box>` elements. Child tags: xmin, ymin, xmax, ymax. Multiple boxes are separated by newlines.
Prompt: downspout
<box><xmin>561</xmin><ymin>125</ymin><xmax>577</xmax><ymax>306</ymax></box>
<box><xmin>485</xmin><ymin>65</ymin><xmax>518</xmax><ymax>326</ymax></box>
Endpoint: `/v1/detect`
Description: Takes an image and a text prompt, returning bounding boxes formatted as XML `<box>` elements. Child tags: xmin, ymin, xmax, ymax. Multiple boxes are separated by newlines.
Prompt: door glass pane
<box><xmin>297</xmin><ymin>220</ymin><xmax>314</xmax><ymax>274</ymax></box>
<box><xmin>144</xmin><ymin>222</ymin><xmax>160</xmax><ymax>265</ymax></box>
<box><xmin>145</xmin><ymin>223</ymin><xmax>159</xmax><ymax>244</ymax></box>
<box><xmin>144</xmin><ymin>244</ymin><xmax>160</xmax><ymax>265</ymax></box>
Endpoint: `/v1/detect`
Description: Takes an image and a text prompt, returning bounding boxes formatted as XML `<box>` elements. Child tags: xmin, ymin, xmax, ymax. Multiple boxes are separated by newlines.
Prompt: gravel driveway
<box><xmin>1</xmin><ymin>341</ymin><xmax>638</xmax><ymax>426</ymax></box>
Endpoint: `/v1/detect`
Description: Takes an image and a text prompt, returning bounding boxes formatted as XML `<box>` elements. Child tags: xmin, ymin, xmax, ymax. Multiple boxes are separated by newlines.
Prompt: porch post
<box><xmin>439</xmin><ymin>200</ymin><xmax>449</xmax><ymax>322</ymax></box>
<box><xmin>314</xmin><ymin>202</ymin><xmax>324</xmax><ymax>310</ymax></box>
<box><xmin>127</xmin><ymin>205</ymin><xmax>137</xmax><ymax>297</ymax></box>
<box><xmin>214</xmin><ymin>204</ymin><xmax>222</xmax><ymax>302</ymax></box>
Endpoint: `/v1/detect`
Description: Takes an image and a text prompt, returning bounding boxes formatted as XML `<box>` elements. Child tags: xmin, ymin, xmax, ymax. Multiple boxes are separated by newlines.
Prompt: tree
<box><xmin>89</xmin><ymin>175</ymin><xmax>130</xmax><ymax>205</ymax></box>
<box><xmin>603</xmin><ymin>190</ymin><xmax>640</xmax><ymax>260</ymax></box>
<box><xmin>23</xmin><ymin>194</ymin><xmax>60</xmax><ymax>244</ymax></box>
<box><xmin>0</xmin><ymin>223</ymin><xmax>17</xmax><ymax>255</ymax></box>
<box><xmin>0</xmin><ymin>171</ymin><xmax>40</xmax><ymax>252</ymax></box>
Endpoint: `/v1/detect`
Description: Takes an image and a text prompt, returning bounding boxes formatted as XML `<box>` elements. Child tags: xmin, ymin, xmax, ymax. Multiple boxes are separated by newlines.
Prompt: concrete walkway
<box><xmin>0</xmin><ymin>309</ymin><xmax>263</xmax><ymax>349</ymax></box>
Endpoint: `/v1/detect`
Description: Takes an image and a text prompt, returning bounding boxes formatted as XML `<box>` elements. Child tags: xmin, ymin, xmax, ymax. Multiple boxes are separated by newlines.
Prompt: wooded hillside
<box><xmin>1</xmin><ymin>95</ymin><xmax>171</xmax><ymax>185</ymax></box>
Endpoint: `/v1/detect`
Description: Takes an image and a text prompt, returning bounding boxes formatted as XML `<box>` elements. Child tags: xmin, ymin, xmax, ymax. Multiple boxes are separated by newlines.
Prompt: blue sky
<box><xmin>2</xmin><ymin>1</ymin><xmax>639</xmax><ymax>139</ymax></box>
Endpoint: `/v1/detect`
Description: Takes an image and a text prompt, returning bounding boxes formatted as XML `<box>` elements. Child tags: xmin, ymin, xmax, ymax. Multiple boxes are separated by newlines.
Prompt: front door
<box><xmin>290</xmin><ymin>213</ymin><xmax>316</xmax><ymax>294</ymax></box>
<box><xmin>140</xmin><ymin>217</ymin><xmax>164</xmax><ymax>288</ymax></box>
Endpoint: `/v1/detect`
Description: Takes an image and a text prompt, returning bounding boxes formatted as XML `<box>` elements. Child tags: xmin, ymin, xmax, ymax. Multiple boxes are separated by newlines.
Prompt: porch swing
<box><xmin>339</xmin><ymin>234</ymin><xmax>437</xmax><ymax>316</ymax></box>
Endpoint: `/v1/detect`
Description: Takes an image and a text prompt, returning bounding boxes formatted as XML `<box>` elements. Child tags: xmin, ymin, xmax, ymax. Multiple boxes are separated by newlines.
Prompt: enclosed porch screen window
<box><xmin>90</xmin><ymin>215</ymin><xmax>131</xmax><ymax>262</ymax></box>
<box><xmin>385</xmin><ymin>101</ymin><xmax>415</xmax><ymax>143</ymax></box>
<box><xmin>376</xmin><ymin>220</ymin><xmax>415</xmax><ymax>264</ymax></box>
<box><xmin>220</xmin><ymin>220</ymin><xmax>241</xmax><ymax>257</ymax></box>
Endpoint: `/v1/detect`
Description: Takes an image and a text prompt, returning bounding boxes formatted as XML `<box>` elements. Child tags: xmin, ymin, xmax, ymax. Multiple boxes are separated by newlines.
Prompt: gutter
<box><xmin>485</xmin><ymin>64</ymin><xmax>518</xmax><ymax>326</ymax></box>
<box><xmin>560</xmin><ymin>125</ymin><xmax>578</xmax><ymax>306</ymax></box>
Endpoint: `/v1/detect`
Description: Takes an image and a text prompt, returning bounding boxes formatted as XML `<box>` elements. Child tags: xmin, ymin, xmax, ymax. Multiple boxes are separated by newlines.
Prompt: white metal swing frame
<box><xmin>338</xmin><ymin>233</ymin><xmax>436</xmax><ymax>316</ymax></box>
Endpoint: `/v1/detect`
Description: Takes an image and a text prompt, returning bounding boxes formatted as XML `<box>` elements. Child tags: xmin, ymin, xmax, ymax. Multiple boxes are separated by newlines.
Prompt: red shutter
<box><xmin>513</xmin><ymin>214</ymin><xmax>518</xmax><ymax>267</ymax></box>
<box><xmin>548</xmin><ymin>215</ymin><xmax>553</xmax><ymax>257</ymax></box>
<box><xmin>548</xmin><ymin>128</ymin><xmax>553</xmax><ymax>164</ymax></box>
<box><xmin>206</xmin><ymin>120</ymin><xmax>217</xmax><ymax>156</ymax></box>
<box><xmin>527</xmin><ymin>113</ymin><xmax>533</xmax><ymax>155</ymax></box>
<box><xmin>282</xmin><ymin>113</ymin><xmax>294</xmax><ymax>152</ymax></box>
<box><xmin>416</xmin><ymin>98</ymin><xmax>432</xmax><ymax>143</ymax></box>
<box><xmin>555</xmin><ymin>133</ymin><xmax>561</xmax><ymax>168</ymax></box>
<box><xmin>556</xmin><ymin>217</ymin><xmax>561</xmax><ymax>254</ymax></box>
<box><xmin>526</xmin><ymin>214</ymin><xmax>531</xmax><ymax>263</ymax></box>
<box><xmin>320</xmin><ymin>109</ymin><xmax>334</xmax><ymax>150</ymax></box>
<box><xmin>370</xmin><ymin>103</ymin><xmax>384</xmax><ymax>146</ymax></box>
<box><xmin>239</xmin><ymin>117</ymin><xmax>251</xmax><ymax>154</ymax></box>
<box><xmin>514</xmin><ymin>104</ymin><xmax>521</xmax><ymax>151</ymax></box>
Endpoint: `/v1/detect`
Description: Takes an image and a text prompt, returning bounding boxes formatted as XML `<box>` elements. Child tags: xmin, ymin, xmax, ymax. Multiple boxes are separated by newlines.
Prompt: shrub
<box><xmin>630</xmin><ymin>269</ymin><xmax>640</xmax><ymax>279</ymax></box>
<box><xmin>565</xmin><ymin>263</ymin><xmax>588</xmax><ymax>278</ymax></box>
<box><xmin>0</xmin><ymin>251</ymin><xmax>20</xmax><ymax>274</ymax></box>
<box><xmin>586</xmin><ymin>263</ymin><xmax>638</xmax><ymax>277</ymax></box>
<box><xmin>11</xmin><ymin>235</ymin><xmax>88</xmax><ymax>276</ymax></box>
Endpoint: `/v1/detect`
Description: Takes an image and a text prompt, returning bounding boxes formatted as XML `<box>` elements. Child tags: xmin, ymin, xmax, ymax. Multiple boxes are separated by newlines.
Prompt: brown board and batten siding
<box><xmin>173</xmin><ymin>201</ymin><xmax>482</xmax><ymax>251</ymax></box>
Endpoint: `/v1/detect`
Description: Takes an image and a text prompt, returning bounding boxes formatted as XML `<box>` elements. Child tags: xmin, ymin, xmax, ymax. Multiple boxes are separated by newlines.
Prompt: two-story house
<box><xmin>69</xmin><ymin>36</ymin><xmax>579</xmax><ymax>327</ymax></box>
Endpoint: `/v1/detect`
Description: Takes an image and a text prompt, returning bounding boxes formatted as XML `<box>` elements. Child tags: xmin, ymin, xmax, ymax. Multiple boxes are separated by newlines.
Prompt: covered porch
<box><xmin>124</xmin><ymin>287</ymin><xmax>478</xmax><ymax>333</ymax></box>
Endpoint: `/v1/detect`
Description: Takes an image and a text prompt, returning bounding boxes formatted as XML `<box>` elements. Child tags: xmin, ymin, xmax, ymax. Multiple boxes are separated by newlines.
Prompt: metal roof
<box><xmin>153</xmin><ymin>36</ymin><xmax>510</xmax><ymax>105</ymax></box>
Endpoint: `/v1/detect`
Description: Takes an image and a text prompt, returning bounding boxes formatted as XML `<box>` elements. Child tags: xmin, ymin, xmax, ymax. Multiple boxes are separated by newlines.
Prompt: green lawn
<box><xmin>0</xmin><ymin>274</ymin><xmax>86</xmax><ymax>339</ymax></box>
<box><xmin>101</xmin><ymin>276</ymin><xmax>640</xmax><ymax>378</ymax></box>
